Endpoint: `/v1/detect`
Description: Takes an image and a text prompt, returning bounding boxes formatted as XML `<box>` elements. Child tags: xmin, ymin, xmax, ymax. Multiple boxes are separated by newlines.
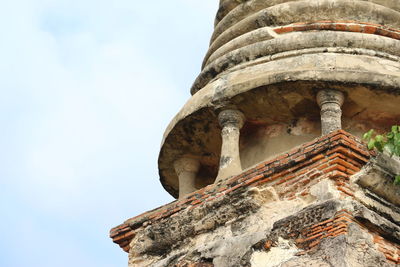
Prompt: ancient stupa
<box><xmin>111</xmin><ymin>1</ymin><xmax>400</xmax><ymax>266</ymax></box>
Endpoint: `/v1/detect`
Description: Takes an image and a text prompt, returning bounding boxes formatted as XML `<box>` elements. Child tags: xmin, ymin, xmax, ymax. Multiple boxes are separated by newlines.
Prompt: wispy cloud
<box><xmin>0</xmin><ymin>0</ymin><xmax>217</xmax><ymax>266</ymax></box>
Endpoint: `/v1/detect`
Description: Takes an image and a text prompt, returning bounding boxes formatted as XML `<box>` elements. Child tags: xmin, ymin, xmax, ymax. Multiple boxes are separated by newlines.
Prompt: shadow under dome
<box><xmin>158</xmin><ymin>63</ymin><xmax>400</xmax><ymax>197</ymax></box>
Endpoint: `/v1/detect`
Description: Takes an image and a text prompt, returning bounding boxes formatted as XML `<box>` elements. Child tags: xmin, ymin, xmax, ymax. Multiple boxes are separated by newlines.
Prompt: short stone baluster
<box><xmin>317</xmin><ymin>90</ymin><xmax>345</xmax><ymax>135</ymax></box>
<box><xmin>174</xmin><ymin>157</ymin><xmax>200</xmax><ymax>199</ymax></box>
<box><xmin>215</xmin><ymin>109</ymin><xmax>245</xmax><ymax>182</ymax></box>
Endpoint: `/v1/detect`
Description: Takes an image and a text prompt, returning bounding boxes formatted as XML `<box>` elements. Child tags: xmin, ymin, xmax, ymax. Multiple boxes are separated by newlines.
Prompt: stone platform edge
<box><xmin>110</xmin><ymin>130</ymin><xmax>372</xmax><ymax>252</ymax></box>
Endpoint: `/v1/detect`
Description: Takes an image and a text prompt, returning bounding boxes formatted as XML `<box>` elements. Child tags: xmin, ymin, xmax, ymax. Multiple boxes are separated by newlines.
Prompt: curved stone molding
<box><xmin>214</xmin><ymin>0</ymin><xmax>248</xmax><ymax>27</ymax></box>
<box><xmin>211</xmin><ymin>0</ymin><xmax>400</xmax><ymax>46</ymax></box>
<box><xmin>226</xmin><ymin>47</ymin><xmax>400</xmax><ymax>75</ymax></box>
<box><xmin>205</xmin><ymin>26</ymin><xmax>276</xmax><ymax>67</ymax></box>
<box><xmin>212</xmin><ymin>0</ymin><xmax>300</xmax><ymax>43</ymax></box>
<box><xmin>203</xmin><ymin>0</ymin><xmax>400</xmax><ymax>68</ymax></box>
<box><xmin>193</xmin><ymin>31</ymin><xmax>400</xmax><ymax>94</ymax></box>
<box><xmin>205</xmin><ymin>21</ymin><xmax>400</xmax><ymax>68</ymax></box>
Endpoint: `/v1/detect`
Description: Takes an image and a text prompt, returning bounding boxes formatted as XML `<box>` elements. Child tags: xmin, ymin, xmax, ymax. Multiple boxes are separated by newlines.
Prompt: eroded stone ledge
<box><xmin>111</xmin><ymin>131</ymin><xmax>400</xmax><ymax>266</ymax></box>
<box><xmin>247</xmin><ymin>201</ymin><xmax>400</xmax><ymax>266</ymax></box>
<box><xmin>203</xmin><ymin>0</ymin><xmax>400</xmax><ymax>68</ymax></box>
<box><xmin>205</xmin><ymin>20</ymin><xmax>400</xmax><ymax>68</ymax></box>
<box><xmin>194</xmin><ymin>29</ymin><xmax>400</xmax><ymax>94</ymax></box>
<box><xmin>211</xmin><ymin>0</ymin><xmax>400</xmax><ymax>45</ymax></box>
<box><xmin>110</xmin><ymin>130</ymin><xmax>371</xmax><ymax>252</ymax></box>
<box><xmin>355</xmin><ymin>153</ymin><xmax>400</xmax><ymax>207</ymax></box>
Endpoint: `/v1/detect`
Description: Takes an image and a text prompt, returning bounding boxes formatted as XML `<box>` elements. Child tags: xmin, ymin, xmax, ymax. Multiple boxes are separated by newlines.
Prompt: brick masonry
<box><xmin>116</xmin><ymin>2</ymin><xmax>400</xmax><ymax>266</ymax></box>
<box><xmin>111</xmin><ymin>130</ymin><xmax>400</xmax><ymax>266</ymax></box>
<box><xmin>257</xmin><ymin>208</ymin><xmax>400</xmax><ymax>265</ymax></box>
<box><xmin>110</xmin><ymin>130</ymin><xmax>373</xmax><ymax>252</ymax></box>
<box><xmin>298</xmin><ymin>210</ymin><xmax>399</xmax><ymax>264</ymax></box>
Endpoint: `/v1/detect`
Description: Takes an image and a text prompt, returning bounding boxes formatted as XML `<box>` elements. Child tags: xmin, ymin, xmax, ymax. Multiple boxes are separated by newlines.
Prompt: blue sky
<box><xmin>0</xmin><ymin>1</ymin><xmax>217</xmax><ymax>266</ymax></box>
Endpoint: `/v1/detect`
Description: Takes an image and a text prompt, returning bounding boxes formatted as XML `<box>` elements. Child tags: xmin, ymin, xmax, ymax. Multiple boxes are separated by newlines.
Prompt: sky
<box><xmin>0</xmin><ymin>1</ymin><xmax>217</xmax><ymax>266</ymax></box>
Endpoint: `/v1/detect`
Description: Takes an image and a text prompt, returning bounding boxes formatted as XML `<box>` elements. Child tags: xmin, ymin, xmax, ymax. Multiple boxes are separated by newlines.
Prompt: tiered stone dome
<box><xmin>159</xmin><ymin>0</ymin><xmax>400</xmax><ymax>198</ymax></box>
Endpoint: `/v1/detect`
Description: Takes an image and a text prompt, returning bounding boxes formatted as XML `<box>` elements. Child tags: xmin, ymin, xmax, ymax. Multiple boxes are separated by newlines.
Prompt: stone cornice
<box><xmin>110</xmin><ymin>130</ymin><xmax>373</xmax><ymax>252</ymax></box>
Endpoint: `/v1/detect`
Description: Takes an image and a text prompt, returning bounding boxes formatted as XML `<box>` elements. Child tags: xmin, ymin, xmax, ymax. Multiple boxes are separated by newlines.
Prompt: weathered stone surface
<box><xmin>111</xmin><ymin>132</ymin><xmax>400</xmax><ymax>266</ymax></box>
<box><xmin>174</xmin><ymin>158</ymin><xmax>201</xmax><ymax>199</ymax></box>
<box><xmin>160</xmin><ymin>73</ymin><xmax>400</xmax><ymax>197</ymax></box>
<box><xmin>126</xmin><ymin>196</ymin><xmax>399</xmax><ymax>266</ymax></box>
<box><xmin>110</xmin><ymin>1</ymin><xmax>400</xmax><ymax>266</ymax></box>
<box><xmin>216</xmin><ymin>109</ymin><xmax>245</xmax><ymax>181</ymax></box>
<box><xmin>211</xmin><ymin>0</ymin><xmax>400</xmax><ymax>53</ymax></box>
<box><xmin>355</xmin><ymin>153</ymin><xmax>400</xmax><ymax>206</ymax></box>
<box><xmin>158</xmin><ymin>0</ymin><xmax>400</xmax><ymax>196</ymax></box>
<box><xmin>195</xmin><ymin>31</ymin><xmax>400</xmax><ymax>93</ymax></box>
<box><xmin>317</xmin><ymin>89</ymin><xmax>345</xmax><ymax>135</ymax></box>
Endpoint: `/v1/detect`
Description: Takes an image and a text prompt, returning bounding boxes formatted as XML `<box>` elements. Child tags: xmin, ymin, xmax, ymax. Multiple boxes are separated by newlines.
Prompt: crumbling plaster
<box><xmin>159</xmin><ymin>53</ymin><xmax>400</xmax><ymax>196</ymax></box>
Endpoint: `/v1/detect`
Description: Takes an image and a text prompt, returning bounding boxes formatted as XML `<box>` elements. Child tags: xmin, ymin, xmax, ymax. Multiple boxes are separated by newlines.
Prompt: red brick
<box><xmin>335</xmin><ymin>23</ymin><xmax>347</xmax><ymax>31</ymax></box>
<box><xmin>318</xmin><ymin>20</ymin><xmax>334</xmax><ymax>23</ymax></box>
<box><xmin>329</xmin><ymin>228</ymin><xmax>348</xmax><ymax>237</ymax></box>
<box><xmin>274</xmin><ymin>26</ymin><xmax>294</xmax><ymax>34</ymax></box>
<box><xmin>363</xmin><ymin>25</ymin><xmax>377</xmax><ymax>34</ymax></box>
<box><xmin>300</xmin><ymin>190</ymin><xmax>309</xmax><ymax>196</ymax></box>
<box><xmin>252</xmin><ymin>176</ymin><xmax>273</xmax><ymax>186</ymax></box>
<box><xmin>330</xmin><ymin>133</ymin><xmax>348</xmax><ymax>142</ymax></box>
<box><xmin>243</xmin><ymin>173</ymin><xmax>265</xmax><ymax>185</ymax></box>
<box><xmin>376</xmin><ymin>28</ymin><xmax>390</xmax><ymax>37</ymax></box>
<box><xmin>309</xmin><ymin>239</ymin><xmax>321</xmax><ymax>248</ymax></box>
<box><xmin>349</xmin><ymin>151</ymin><xmax>369</xmax><ymax>163</ymax></box>
<box><xmin>337</xmin><ymin>186</ymin><xmax>354</xmax><ymax>197</ymax></box>
<box><xmin>317</xmin><ymin>23</ymin><xmax>333</xmax><ymax>30</ymax></box>
<box><xmin>191</xmin><ymin>199</ymin><xmax>202</xmax><ymax>205</ymax></box>
<box><xmin>387</xmin><ymin>31</ymin><xmax>400</xmax><ymax>40</ymax></box>
<box><xmin>304</xmin><ymin>24</ymin><xmax>317</xmax><ymax>31</ymax></box>
<box><xmin>311</xmin><ymin>154</ymin><xmax>325</xmax><ymax>162</ymax></box>
<box><xmin>290</xmin><ymin>157</ymin><xmax>329</xmax><ymax>174</ymax></box>
<box><xmin>276</xmin><ymin>174</ymin><xmax>295</xmax><ymax>185</ymax></box>
<box><xmin>293</xmin><ymin>24</ymin><xmax>307</xmax><ymax>31</ymax></box>
<box><xmin>223</xmin><ymin>183</ymin><xmax>243</xmax><ymax>195</ymax></box>
<box><xmin>311</xmin><ymin>218</ymin><xmax>334</xmax><ymax>229</ymax></box>
<box><xmin>111</xmin><ymin>130</ymin><xmax>373</xmax><ymax>253</ymax></box>
<box><xmin>304</xmin><ymin>232</ymin><xmax>324</xmax><ymax>242</ymax></box>
<box><xmin>347</xmin><ymin>24</ymin><xmax>362</xmax><ymax>32</ymax></box>
<box><xmin>113</xmin><ymin>231</ymin><xmax>135</xmax><ymax>242</ymax></box>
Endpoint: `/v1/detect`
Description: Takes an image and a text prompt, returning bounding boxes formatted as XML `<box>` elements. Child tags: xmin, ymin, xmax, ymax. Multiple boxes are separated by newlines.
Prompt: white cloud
<box><xmin>0</xmin><ymin>0</ymin><xmax>217</xmax><ymax>266</ymax></box>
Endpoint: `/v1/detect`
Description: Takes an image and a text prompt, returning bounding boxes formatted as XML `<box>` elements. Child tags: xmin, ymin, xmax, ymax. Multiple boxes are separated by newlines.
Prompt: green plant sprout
<box><xmin>363</xmin><ymin>125</ymin><xmax>400</xmax><ymax>185</ymax></box>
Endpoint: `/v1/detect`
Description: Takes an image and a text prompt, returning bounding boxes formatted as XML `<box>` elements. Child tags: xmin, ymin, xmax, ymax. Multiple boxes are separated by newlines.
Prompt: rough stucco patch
<box><xmin>250</xmin><ymin>238</ymin><xmax>298</xmax><ymax>267</ymax></box>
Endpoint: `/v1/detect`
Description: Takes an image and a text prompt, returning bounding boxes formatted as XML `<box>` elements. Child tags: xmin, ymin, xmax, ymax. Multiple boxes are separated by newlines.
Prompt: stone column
<box><xmin>317</xmin><ymin>90</ymin><xmax>345</xmax><ymax>135</ymax></box>
<box><xmin>215</xmin><ymin>109</ymin><xmax>245</xmax><ymax>182</ymax></box>
<box><xmin>174</xmin><ymin>157</ymin><xmax>200</xmax><ymax>199</ymax></box>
